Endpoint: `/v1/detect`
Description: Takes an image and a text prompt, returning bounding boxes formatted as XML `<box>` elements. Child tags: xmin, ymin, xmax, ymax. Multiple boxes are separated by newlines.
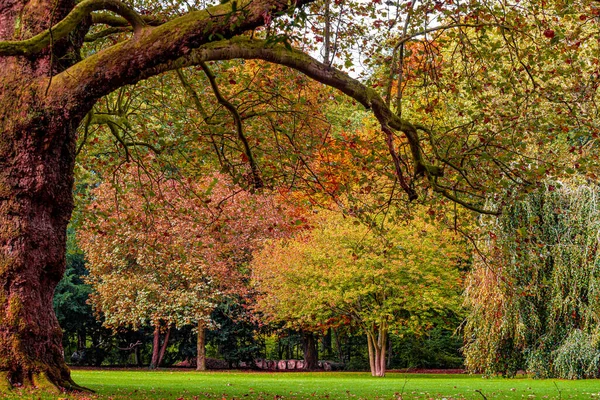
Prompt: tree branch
<box><xmin>0</xmin><ymin>0</ymin><xmax>146</xmax><ymax>56</ymax></box>
<box><xmin>199</xmin><ymin>61</ymin><xmax>263</xmax><ymax>190</ymax></box>
<box><xmin>392</xmin><ymin>22</ymin><xmax>511</xmax><ymax>51</ymax></box>
<box><xmin>52</xmin><ymin>0</ymin><xmax>313</xmax><ymax>104</ymax></box>
<box><xmin>91</xmin><ymin>12</ymin><xmax>160</xmax><ymax>28</ymax></box>
<box><xmin>84</xmin><ymin>27</ymin><xmax>130</xmax><ymax>42</ymax></box>
<box><xmin>107</xmin><ymin>37</ymin><xmax>432</xmax><ymax>199</ymax></box>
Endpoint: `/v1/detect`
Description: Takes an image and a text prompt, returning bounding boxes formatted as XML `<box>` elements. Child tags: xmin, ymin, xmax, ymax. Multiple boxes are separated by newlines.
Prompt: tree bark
<box><xmin>302</xmin><ymin>331</ymin><xmax>319</xmax><ymax>371</ymax></box>
<box><xmin>196</xmin><ymin>322</ymin><xmax>206</xmax><ymax>371</ymax></box>
<box><xmin>150</xmin><ymin>326</ymin><xmax>160</xmax><ymax>369</ymax></box>
<box><xmin>0</xmin><ymin>92</ymin><xmax>84</xmax><ymax>390</ymax></box>
<box><xmin>157</xmin><ymin>325</ymin><xmax>171</xmax><ymax>368</ymax></box>
<box><xmin>365</xmin><ymin>324</ymin><xmax>387</xmax><ymax>377</ymax></box>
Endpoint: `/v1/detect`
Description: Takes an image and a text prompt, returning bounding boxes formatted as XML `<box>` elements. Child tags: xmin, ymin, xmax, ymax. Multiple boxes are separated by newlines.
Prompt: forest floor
<box><xmin>1</xmin><ymin>370</ymin><xmax>599</xmax><ymax>399</ymax></box>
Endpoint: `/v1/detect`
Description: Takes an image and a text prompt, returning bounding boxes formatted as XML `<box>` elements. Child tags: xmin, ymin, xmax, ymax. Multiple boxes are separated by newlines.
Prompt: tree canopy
<box><xmin>251</xmin><ymin>210</ymin><xmax>466</xmax><ymax>376</ymax></box>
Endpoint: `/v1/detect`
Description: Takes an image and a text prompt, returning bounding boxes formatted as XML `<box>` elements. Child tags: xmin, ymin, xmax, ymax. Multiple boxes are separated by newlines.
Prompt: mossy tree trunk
<box><xmin>0</xmin><ymin>84</ymin><xmax>82</xmax><ymax>390</ymax></box>
<box><xmin>0</xmin><ymin>0</ymin><xmax>88</xmax><ymax>390</ymax></box>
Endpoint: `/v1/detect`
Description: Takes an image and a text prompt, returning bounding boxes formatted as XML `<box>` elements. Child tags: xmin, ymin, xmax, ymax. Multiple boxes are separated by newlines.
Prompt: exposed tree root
<box><xmin>0</xmin><ymin>371</ymin><xmax>12</xmax><ymax>392</ymax></box>
<box><xmin>0</xmin><ymin>370</ymin><xmax>93</xmax><ymax>394</ymax></box>
<box><xmin>61</xmin><ymin>377</ymin><xmax>94</xmax><ymax>393</ymax></box>
<box><xmin>32</xmin><ymin>372</ymin><xmax>62</xmax><ymax>394</ymax></box>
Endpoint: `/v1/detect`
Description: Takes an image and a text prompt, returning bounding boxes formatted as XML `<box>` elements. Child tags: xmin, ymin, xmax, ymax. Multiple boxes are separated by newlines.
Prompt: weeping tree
<box><xmin>464</xmin><ymin>182</ymin><xmax>600</xmax><ymax>379</ymax></box>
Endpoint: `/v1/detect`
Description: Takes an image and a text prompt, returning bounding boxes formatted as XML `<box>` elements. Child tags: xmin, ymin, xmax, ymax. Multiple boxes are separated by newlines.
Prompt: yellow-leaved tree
<box><xmin>251</xmin><ymin>210</ymin><xmax>466</xmax><ymax>377</ymax></box>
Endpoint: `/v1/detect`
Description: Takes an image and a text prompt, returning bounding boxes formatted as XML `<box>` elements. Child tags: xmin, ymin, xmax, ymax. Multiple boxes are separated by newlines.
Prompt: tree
<box><xmin>0</xmin><ymin>0</ymin><xmax>597</xmax><ymax>389</ymax></box>
<box><xmin>78</xmin><ymin>166</ymin><xmax>293</xmax><ymax>369</ymax></box>
<box><xmin>252</xmin><ymin>210</ymin><xmax>466</xmax><ymax>376</ymax></box>
<box><xmin>463</xmin><ymin>181</ymin><xmax>600</xmax><ymax>379</ymax></box>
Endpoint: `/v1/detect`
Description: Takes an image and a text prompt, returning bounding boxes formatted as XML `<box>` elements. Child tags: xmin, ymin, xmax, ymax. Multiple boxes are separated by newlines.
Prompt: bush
<box><xmin>392</xmin><ymin>328</ymin><xmax>463</xmax><ymax>369</ymax></box>
<box><xmin>552</xmin><ymin>330</ymin><xmax>600</xmax><ymax>379</ymax></box>
<box><xmin>525</xmin><ymin>348</ymin><xmax>552</xmax><ymax>379</ymax></box>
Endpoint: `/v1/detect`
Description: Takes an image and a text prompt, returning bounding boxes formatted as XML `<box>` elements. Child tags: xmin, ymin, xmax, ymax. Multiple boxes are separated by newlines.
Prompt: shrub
<box><xmin>552</xmin><ymin>330</ymin><xmax>600</xmax><ymax>379</ymax></box>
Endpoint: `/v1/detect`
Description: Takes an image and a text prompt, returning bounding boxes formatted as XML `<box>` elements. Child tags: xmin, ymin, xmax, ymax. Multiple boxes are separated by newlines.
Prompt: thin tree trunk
<box><xmin>323</xmin><ymin>328</ymin><xmax>333</xmax><ymax>357</ymax></box>
<box><xmin>367</xmin><ymin>331</ymin><xmax>376</xmax><ymax>376</ymax></box>
<box><xmin>196</xmin><ymin>322</ymin><xmax>206</xmax><ymax>371</ymax></box>
<box><xmin>157</xmin><ymin>325</ymin><xmax>171</xmax><ymax>368</ymax></box>
<box><xmin>378</xmin><ymin>328</ymin><xmax>387</xmax><ymax>377</ymax></box>
<box><xmin>134</xmin><ymin>346</ymin><xmax>141</xmax><ymax>367</ymax></box>
<box><xmin>386</xmin><ymin>334</ymin><xmax>393</xmax><ymax>368</ymax></box>
<box><xmin>77</xmin><ymin>330</ymin><xmax>86</xmax><ymax>350</ymax></box>
<box><xmin>150</xmin><ymin>326</ymin><xmax>161</xmax><ymax>369</ymax></box>
<box><xmin>323</xmin><ymin>0</ymin><xmax>331</xmax><ymax>65</ymax></box>
<box><xmin>365</xmin><ymin>325</ymin><xmax>387</xmax><ymax>377</ymax></box>
<box><xmin>333</xmin><ymin>328</ymin><xmax>344</xmax><ymax>363</ymax></box>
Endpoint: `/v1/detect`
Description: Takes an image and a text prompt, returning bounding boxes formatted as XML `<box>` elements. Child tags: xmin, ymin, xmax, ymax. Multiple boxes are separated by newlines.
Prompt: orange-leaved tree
<box><xmin>78</xmin><ymin>165</ymin><xmax>295</xmax><ymax>369</ymax></box>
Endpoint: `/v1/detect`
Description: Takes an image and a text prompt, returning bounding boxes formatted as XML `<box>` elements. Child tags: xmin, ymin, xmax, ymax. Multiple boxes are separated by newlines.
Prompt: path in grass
<box><xmin>2</xmin><ymin>370</ymin><xmax>600</xmax><ymax>399</ymax></box>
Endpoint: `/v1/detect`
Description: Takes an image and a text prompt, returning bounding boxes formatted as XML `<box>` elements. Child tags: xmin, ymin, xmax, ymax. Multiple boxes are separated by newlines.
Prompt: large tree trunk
<box><xmin>0</xmin><ymin>0</ymin><xmax>88</xmax><ymax>391</ymax></box>
<box><xmin>0</xmin><ymin>97</ymin><xmax>82</xmax><ymax>390</ymax></box>
<box><xmin>302</xmin><ymin>331</ymin><xmax>319</xmax><ymax>371</ymax></box>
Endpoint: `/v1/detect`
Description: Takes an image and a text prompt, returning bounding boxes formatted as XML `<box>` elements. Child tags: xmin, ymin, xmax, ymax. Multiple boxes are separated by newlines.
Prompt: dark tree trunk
<box><xmin>302</xmin><ymin>332</ymin><xmax>319</xmax><ymax>371</ymax></box>
<box><xmin>157</xmin><ymin>325</ymin><xmax>171</xmax><ymax>368</ymax></box>
<box><xmin>196</xmin><ymin>322</ymin><xmax>206</xmax><ymax>371</ymax></box>
<box><xmin>322</xmin><ymin>328</ymin><xmax>333</xmax><ymax>358</ymax></box>
<box><xmin>134</xmin><ymin>345</ymin><xmax>141</xmax><ymax>367</ymax></box>
<box><xmin>150</xmin><ymin>326</ymin><xmax>161</xmax><ymax>369</ymax></box>
<box><xmin>77</xmin><ymin>329</ymin><xmax>86</xmax><ymax>350</ymax></box>
<box><xmin>332</xmin><ymin>328</ymin><xmax>344</xmax><ymax>363</ymax></box>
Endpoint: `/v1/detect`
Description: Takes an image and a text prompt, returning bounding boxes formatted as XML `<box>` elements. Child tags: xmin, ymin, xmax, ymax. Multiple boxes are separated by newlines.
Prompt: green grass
<box><xmin>2</xmin><ymin>370</ymin><xmax>600</xmax><ymax>399</ymax></box>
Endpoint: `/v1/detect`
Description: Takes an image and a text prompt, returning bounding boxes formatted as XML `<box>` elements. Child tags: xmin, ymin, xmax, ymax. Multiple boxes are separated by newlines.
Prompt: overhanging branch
<box><xmin>135</xmin><ymin>38</ymin><xmax>430</xmax><ymax>200</ymax></box>
<box><xmin>0</xmin><ymin>0</ymin><xmax>145</xmax><ymax>56</ymax></box>
<box><xmin>159</xmin><ymin>39</ymin><xmax>499</xmax><ymax>211</ymax></box>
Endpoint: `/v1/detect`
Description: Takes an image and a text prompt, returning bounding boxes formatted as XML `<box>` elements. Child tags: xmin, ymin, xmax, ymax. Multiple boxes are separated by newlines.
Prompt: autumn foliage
<box><xmin>78</xmin><ymin>165</ymin><xmax>295</xmax><ymax>340</ymax></box>
<box><xmin>251</xmin><ymin>209</ymin><xmax>466</xmax><ymax>376</ymax></box>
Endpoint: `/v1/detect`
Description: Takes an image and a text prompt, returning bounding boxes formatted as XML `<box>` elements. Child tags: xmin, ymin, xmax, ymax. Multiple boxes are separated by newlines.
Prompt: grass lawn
<box><xmin>1</xmin><ymin>369</ymin><xmax>599</xmax><ymax>399</ymax></box>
